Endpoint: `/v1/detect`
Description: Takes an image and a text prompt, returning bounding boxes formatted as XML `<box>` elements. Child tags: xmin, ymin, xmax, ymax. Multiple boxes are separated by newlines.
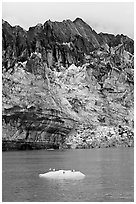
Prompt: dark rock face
<box><xmin>99</xmin><ymin>32</ymin><xmax>134</xmax><ymax>54</ymax></box>
<box><xmin>2</xmin><ymin>18</ymin><xmax>134</xmax><ymax>70</ymax></box>
<box><xmin>2</xmin><ymin>20</ymin><xmax>28</xmax><ymax>69</ymax></box>
<box><xmin>2</xmin><ymin>18</ymin><xmax>134</xmax><ymax>149</ymax></box>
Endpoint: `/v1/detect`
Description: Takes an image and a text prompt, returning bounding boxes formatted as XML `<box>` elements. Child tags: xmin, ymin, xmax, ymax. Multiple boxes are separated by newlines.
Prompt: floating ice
<box><xmin>39</xmin><ymin>170</ymin><xmax>85</xmax><ymax>180</ymax></box>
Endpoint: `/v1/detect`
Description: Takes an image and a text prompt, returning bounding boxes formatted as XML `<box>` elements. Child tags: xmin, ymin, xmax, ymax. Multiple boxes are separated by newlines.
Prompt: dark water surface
<box><xmin>2</xmin><ymin>148</ymin><xmax>134</xmax><ymax>202</ymax></box>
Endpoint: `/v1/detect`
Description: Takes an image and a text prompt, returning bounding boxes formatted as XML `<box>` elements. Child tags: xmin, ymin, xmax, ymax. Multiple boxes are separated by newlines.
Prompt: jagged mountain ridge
<box><xmin>2</xmin><ymin>18</ymin><xmax>134</xmax><ymax>70</ymax></box>
<box><xmin>2</xmin><ymin>18</ymin><xmax>134</xmax><ymax>149</ymax></box>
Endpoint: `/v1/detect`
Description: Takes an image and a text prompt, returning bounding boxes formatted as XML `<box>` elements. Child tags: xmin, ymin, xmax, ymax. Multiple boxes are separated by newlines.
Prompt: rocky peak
<box><xmin>99</xmin><ymin>32</ymin><xmax>134</xmax><ymax>54</ymax></box>
<box><xmin>2</xmin><ymin>19</ymin><xmax>12</xmax><ymax>28</ymax></box>
<box><xmin>73</xmin><ymin>17</ymin><xmax>87</xmax><ymax>24</ymax></box>
<box><xmin>2</xmin><ymin>18</ymin><xmax>134</xmax><ymax>70</ymax></box>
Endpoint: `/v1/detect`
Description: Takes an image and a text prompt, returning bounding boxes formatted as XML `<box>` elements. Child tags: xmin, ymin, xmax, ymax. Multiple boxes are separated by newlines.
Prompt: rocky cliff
<box><xmin>2</xmin><ymin>18</ymin><xmax>133</xmax><ymax>70</ymax></box>
<box><xmin>2</xmin><ymin>18</ymin><xmax>134</xmax><ymax>149</ymax></box>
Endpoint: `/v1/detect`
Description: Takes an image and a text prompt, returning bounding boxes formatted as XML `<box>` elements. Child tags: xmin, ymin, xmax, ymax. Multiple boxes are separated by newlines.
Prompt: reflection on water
<box><xmin>2</xmin><ymin>148</ymin><xmax>134</xmax><ymax>202</ymax></box>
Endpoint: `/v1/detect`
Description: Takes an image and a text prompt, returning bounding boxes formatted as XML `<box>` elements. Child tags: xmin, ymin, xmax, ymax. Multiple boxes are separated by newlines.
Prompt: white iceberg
<box><xmin>39</xmin><ymin>170</ymin><xmax>85</xmax><ymax>180</ymax></box>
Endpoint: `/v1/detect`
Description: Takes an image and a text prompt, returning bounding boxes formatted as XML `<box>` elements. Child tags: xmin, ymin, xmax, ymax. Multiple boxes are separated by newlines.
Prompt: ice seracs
<box><xmin>39</xmin><ymin>169</ymin><xmax>85</xmax><ymax>180</ymax></box>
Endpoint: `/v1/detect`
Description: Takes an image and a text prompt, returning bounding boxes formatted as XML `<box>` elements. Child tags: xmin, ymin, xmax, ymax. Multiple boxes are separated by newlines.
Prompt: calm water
<box><xmin>2</xmin><ymin>148</ymin><xmax>134</xmax><ymax>202</ymax></box>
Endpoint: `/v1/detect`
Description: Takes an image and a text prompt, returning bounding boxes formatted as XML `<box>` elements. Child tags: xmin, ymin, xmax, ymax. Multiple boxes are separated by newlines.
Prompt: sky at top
<box><xmin>2</xmin><ymin>2</ymin><xmax>134</xmax><ymax>39</ymax></box>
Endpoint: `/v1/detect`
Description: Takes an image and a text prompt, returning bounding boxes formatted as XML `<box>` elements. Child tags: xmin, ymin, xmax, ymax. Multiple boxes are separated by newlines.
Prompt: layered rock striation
<box><xmin>2</xmin><ymin>18</ymin><xmax>134</xmax><ymax>149</ymax></box>
<box><xmin>2</xmin><ymin>65</ymin><xmax>76</xmax><ymax>146</ymax></box>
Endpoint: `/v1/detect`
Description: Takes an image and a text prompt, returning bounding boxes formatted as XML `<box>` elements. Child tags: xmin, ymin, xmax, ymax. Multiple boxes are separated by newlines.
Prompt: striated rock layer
<box><xmin>2</xmin><ymin>66</ymin><xmax>76</xmax><ymax>146</ymax></box>
<box><xmin>2</xmin><ymin>18</ymin><xmax>134</xmax><ymax>149</ymax></box>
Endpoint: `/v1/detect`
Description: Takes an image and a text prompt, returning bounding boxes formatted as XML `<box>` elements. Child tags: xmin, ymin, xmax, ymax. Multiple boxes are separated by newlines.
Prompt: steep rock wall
<box><xmin>2</xmin><ymin>18</ymin><xmax>134</xmax><ymax>148</ymax></box>
<box><xmin>2</xmin><ymin>18</ymin><xmax>134</xmax><ymax>70</ymax></box>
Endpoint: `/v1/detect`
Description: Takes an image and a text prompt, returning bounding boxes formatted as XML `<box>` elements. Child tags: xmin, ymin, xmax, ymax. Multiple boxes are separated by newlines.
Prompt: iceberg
<box><xmin>39</xmin><ymin>170</ymin><xmax>85</xmax><ymax>180</ymax></box>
